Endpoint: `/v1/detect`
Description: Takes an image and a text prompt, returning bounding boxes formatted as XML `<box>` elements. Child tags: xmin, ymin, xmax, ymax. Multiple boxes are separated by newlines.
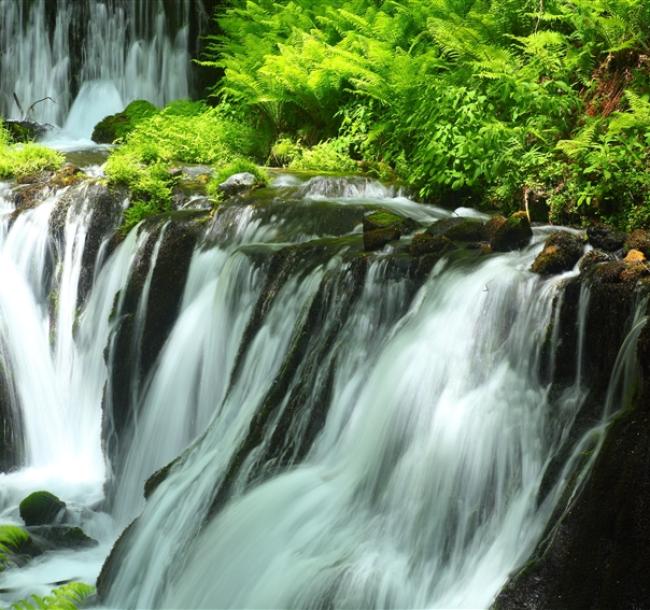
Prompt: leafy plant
<box><xmin>10</xmin><ymin>582</ymin><xmax>95</xmax><ymax>610</ymax></box>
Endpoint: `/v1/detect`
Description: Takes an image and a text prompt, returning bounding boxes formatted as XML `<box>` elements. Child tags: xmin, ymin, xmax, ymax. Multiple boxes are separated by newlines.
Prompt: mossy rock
<box><xmin>28</xmin><ymin>525</ymin><xmax>97</xmax><ymax>551</ymax></box>
<box><xmin>91</xmin><ymin>100</ymin><xmax>158</xmax><ymax>144</ymax></box>
<box><xmin>19</xmin><ymin>491</ymin><xmax>66</xmax><ymax>526</ymax></box>
<box><xmin>531</xmin><ymin>231</ymin><xmax>584</xmax><ymax>275</ymax></box>
<box><xmin>427</xmin><ymin>217</ymin><xmax>487</xmax><ymax>243</ymax></box>
<box><xmin>490</xmin><ymin>212</ymin><xmax>532</xmax><ymax>252</ymax></box>
<box><xmin>3</xmin><ymin>120</ymin><xmax>46</xmax><ymax>143</ymax></box>
<box><xmin>624</xmin><ymin>229</ymin><xmax>650</xmax><ymax>258</ymax></box>
<box><xmin>362</xmin><ymin>209</ymin><xmax>417</xmax><ymax>251</ymax></box>
<box><xmin>587</xmin><ymin>224</ymin><xmax>626</xmax><ymax>252</ymax></box>
<box><xmin>410</xmin><ymin>232</ymin><xmax>455</xmax><ymax>257</ymax></box>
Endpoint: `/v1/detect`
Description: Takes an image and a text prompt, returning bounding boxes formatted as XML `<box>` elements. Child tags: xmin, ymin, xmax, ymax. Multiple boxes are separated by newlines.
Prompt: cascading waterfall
<box><xmin>0</xmin><ymin>173</ymin><xmax>645</xmax><ymax>609</ymax></box>
<box><xmin>0</xmin><ymin>0</ymin><xmax>202</xmax><ymax>138</ymax></box>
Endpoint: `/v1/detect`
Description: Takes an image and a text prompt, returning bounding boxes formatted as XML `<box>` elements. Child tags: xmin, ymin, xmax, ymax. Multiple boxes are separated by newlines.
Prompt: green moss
<box><xmin>0</xmin><ymin>524</ymin><xmax>29</xmax><ymax>571</ymax></box>
<box><xmin>0</xmin><ymin>142</ymin><xmax>63</xmax><ymax>179</ymax></box>
<box><xmin>91</xmin><ymin>99</ymin><xmax>158</xmax><ymax>144</ymax></box>
<box><xmin>104</xmin><ymin>101</ymin><xmax>264</xmax><ymax>234</ymax></box>
<box><xmin>19</xmin><ymin>491</ymin><xmax>66</xmax><ymax>526</ymax></box>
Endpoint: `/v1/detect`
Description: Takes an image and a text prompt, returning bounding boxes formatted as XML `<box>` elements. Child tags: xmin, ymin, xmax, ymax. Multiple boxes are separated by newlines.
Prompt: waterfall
<box><xmin>0</xmin><ymin>173</ymin><xmax>644</xmax><ymax>608</ymax></box>
<box><xmin>0</xmin><ymin>0</ymin><xmax>203</xmax><ymax>137</ymax></box>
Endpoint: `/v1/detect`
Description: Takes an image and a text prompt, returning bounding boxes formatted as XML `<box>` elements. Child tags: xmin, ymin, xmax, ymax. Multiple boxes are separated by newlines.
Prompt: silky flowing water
<box><xmin>0</xmin><ymin>167</ymin><xmax>644</xmax><ymax>609</ymax></box>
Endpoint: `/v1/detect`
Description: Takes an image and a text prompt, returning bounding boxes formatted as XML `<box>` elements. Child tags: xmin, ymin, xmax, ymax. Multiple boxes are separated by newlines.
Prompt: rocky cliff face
<box><xmin>495</xmin><ymin>255</ymin><xmax>650</xmax><ymax>610</ymax></box>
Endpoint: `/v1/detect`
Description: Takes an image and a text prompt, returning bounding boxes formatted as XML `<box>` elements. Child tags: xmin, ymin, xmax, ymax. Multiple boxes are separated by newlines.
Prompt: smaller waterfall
<box><xmin>0</xmin><ymin>0</ymin><xmax>201</xmax><ymax>137</ymax></box>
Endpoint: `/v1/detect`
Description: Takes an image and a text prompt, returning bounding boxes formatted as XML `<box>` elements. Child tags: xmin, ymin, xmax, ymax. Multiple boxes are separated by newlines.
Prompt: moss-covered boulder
<box><xmin>624</xmin><ymin>229</ymin><xmax>650</xmax><ymax>258</ymax></box>
<box><xmin>91</xmin><ymin>100</ymin><xmax>158</xmax><ymax>144</ymax></box>
<box><xmin>490</xmin><ymin>212</ymin><xmax>532</xmax><ymax>252</ymax></box>
<box><xmin>28</xmin><ymin>525</ymin><xmax>97</xmax><ymax>551</ymax></box>
<box><xmin>427</xmin><ymin>217</ymin><xmax>487</xmax><ymax>243</ymax></box>
<box><xmin>362</xmin><ymin>210</ymin><xmax>416</xmax><ymax>252</ymax></box>
<box><xmin>19</xmin><ymin>491</ymin><xmax>66</xmax><ymax>526</ymax></box>
<box><xmin>586</xmin><ymin>224</ymin><xmax>626</xmax><ymax>252</ymax></box>
<box><xmin>410</xmin><ymin>232</ymin><xmax>455</xmax><ymax>257</ymax></box>
<box><xmin>531</xmin><ymin>231</ymin><xmax>584</xmax><ymax>275</ymax></box>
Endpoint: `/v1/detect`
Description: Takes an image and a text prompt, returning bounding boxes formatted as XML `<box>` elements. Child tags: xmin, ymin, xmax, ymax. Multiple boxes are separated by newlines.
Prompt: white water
<box><xmin>0</xmin><ymin>0</ymin><xmax>198</xmax><ymax>138</ymax></box>
<box><xmin>0</xmin><ymin>173</ymin><xmax>644</xmax><ymax>609</ymax></box>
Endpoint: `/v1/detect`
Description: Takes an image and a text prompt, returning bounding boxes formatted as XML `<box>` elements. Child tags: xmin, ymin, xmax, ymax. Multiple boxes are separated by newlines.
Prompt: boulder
<box><xmin>531</xmin><ymin>231</ymin><xmax>584</xmax><ymax>275</ymax></box>
<box><xmin>490</xmin><ymin>212</ymin><xmax>532</xmax><ymax>252</ymax></box>
<box><xmin>427</xmin><ymin>217</ymin><xmax>487</xmax><ymax>243</ymax></box>
<box><xmin>218</xmin><ymin>172</ymin><xmax>259</xmax><ymax>196</ymax></box>
<box><xmin>586</xmin><ymin>224</ymin><xmax>625</xmax><ymax>252</ymax></box>
<box><xmin>362</xmin><ymin>210</ymin><xmax>417</xmax><ymax>252</ymax></box>
<box><xmin>91</xmin><ymin>100</ymin><xmax>158</xmax><ymax>144</ymax></box>
<box><xmin>410</xmin><ymin>233</ymin><xmax>455</xmax><ymax>257</ymax></box>
<box><xmin>19</xmin><ymin>491</ymin><xmax>66</xmax><ymax>526</ymax></box>
<box><xmin>524</xmin><ymin>187</ymin><xmax>549</xmax><ymax>223</ymax></box>
<box><xmin>624</xmin><ymin>229</ymin><xmax>650</xmax><ymax>258</ymax></box>
<box><xmin>27</xmin><ymin>525</ymin><xmax>97</xmax><ymax>551</ymax></box>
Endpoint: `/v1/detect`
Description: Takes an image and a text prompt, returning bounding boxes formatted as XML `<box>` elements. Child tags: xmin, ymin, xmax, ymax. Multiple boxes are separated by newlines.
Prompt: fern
<box><xmin>10</xmin><ymin>582</ymin><xmax>95</xmax><ymax>610</ymax></box>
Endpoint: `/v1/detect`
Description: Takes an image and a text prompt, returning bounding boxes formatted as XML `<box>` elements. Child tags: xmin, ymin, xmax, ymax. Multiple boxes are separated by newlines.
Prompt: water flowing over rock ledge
<box><xmin>1</xmin><ymin>168</ymin><xmax>650</xmax><ymax>609</ymax></box>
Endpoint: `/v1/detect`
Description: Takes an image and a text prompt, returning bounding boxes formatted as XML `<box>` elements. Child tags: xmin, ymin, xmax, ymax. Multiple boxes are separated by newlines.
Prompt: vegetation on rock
<box><xmin>0</xmin><ymin>120</ymin><xmax>63</xmax><ymax>179</ymax></box>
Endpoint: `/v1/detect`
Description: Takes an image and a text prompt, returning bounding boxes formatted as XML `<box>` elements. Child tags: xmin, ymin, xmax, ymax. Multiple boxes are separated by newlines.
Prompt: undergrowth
<box><xmin>103</xmin><ymin>102</ymin><xmax>267</xmax><ymax>234</ymax></box>
<box><xmin>0</xmin><ymin>120</ymin><xmax>63</xmax><ymax>179</ymax></box>
<box><xmin>199</xmin><ymin>0</ymin><xmax>650</xmax><ymax>228</ymax></box>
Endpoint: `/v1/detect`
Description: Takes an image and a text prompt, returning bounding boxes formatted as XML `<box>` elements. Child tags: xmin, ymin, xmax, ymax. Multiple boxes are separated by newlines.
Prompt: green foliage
<box><xmin>0</xmin><ymin>142</ymin><xmax>63</xmax><ymax>179</ymax></box>
<box><xmin>10</xmin><ymin>582</ymin><xmax>95</xmax><ymax>610</ymax></box>
<box><xmin>104</xmin><ymin>101</ymin><xmax>267</xmax><ymax>234</ymax></box>
<box><xmin>288</xmin><ymin>137</ymin><xmax>358</xmax><ymax>173</ymax></box>
<box><xmin>0</xmin><ymin>524</ymin><xmax>29</xmax><ymax>570</ymax></box>
<box><xmin>203</xmin><ymin>0</ymin><xmax>650</xmax><ymax>227</ymax></box>
<box><xmin>213</xmin><ymin>158</ymin><xmax>268</xmax><ymax>186</ymax></box>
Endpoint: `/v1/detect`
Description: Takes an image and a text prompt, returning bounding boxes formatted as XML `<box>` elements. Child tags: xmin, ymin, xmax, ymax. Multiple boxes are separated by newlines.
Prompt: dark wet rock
<box><xmin>144</xmin><ymin>457</ymin><xmax>180</xmax><ymax>499</ymax></box>
<box><xmin>0</xmin><ymin>355</ymin><xmax>21</xmax><ymax>473</ymax></box>
<box><xmin>27</xmin><ymin>525</ymin><xmax>97</xmax><ymax>552</ymax></box>
<box><xmin>19</xmin><ymin>491</ymin><xmax>66</xmax><ymax>526</ymax></box>
<box><xmin>363</xmin><ymin>226</ymin><xmax>400</xmax><ymax>251</ymax></box>
<box><xmin>427</xmin><ymin>217</ymin><xmax>487</xmax><ymax>243</ymax></box>
<box><xmin>531</xmin><ymin>232</ymin><xmax>584</xmax><ymax>275</ymax></box>
<box><xmin>103</xmin><ymin>217</ymin><xmax>202</xmax><ymax>477</ymax></box>
<box><xmin>497</xmin><ymin>258</ymin><xmax>650</xmax><ymax>610</ymax></box>
<box><xmin>578</xmin><ymin>249</ymin><xmax>612</xmax><ymax>273</ymax></box>
<box><xmin>490</xmin><ymin>212</ymin><xmax>532</xmax><ymax>252</ymax></box>
<box><xmin>586</xmin><ymin>224</ymin><xmax>626</xmax><ymax>252</ymax></box>
<box><xmin>410</xmin><ymin>232</ymin><xmax>455</xmax><ymax>258</ymax></box>
<box><xmin>624</xmin><ymin>229</ymin><xmax>650</xmax><ymax>258</ymax></box>
<box><xmin>494</xmin><ymin>404</ymin><xmax>650</xmax><ymax>610</ymax></box>
<box><xmin>4</xmin><ymin>120</ymin><xmax>48</xmax><ymax>143</ymax></box>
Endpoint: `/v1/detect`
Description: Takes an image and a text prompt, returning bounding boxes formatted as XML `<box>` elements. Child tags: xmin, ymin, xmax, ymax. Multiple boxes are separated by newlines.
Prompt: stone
<box><xmin>531</xmin><ymin>231</ymin><xmax>584</xmax><ymax>275</ymax></box>
<box><xmin>624</xmin><ymin>229</ymin><xmax>650</xmax><ymax>258</ymax></box>
<box><xmin>218</xmin><ymin>172</ymin><xmax>258</xmax><ymax>195</ymax></box>
<box><xmin>624</xmin><ymin>248</ymin><xmax>646</xmax><ymax>263</ymax></box>
<box><xmin>19</xmin><ymin>491</ymin><xmax>66</xmax><ymax>526</ymax></box>
<box><xmin>410</xmin><ymin>233</ymin><xmax>455</xmax><ymax>257</ymax></box>
<box><xmin>363</xmin><ymin>226</ymin><xmax>400</xmax><ymax>251</ymax></box>
<box><xmin>586</xmin><ymin>224</ymin><xmax>626</xmax><ymax>252</ymax></box>
<box><xmin>490</xmin><ymin>212</ymin><xmax>532</xmax><ymax>252</ymax></box>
